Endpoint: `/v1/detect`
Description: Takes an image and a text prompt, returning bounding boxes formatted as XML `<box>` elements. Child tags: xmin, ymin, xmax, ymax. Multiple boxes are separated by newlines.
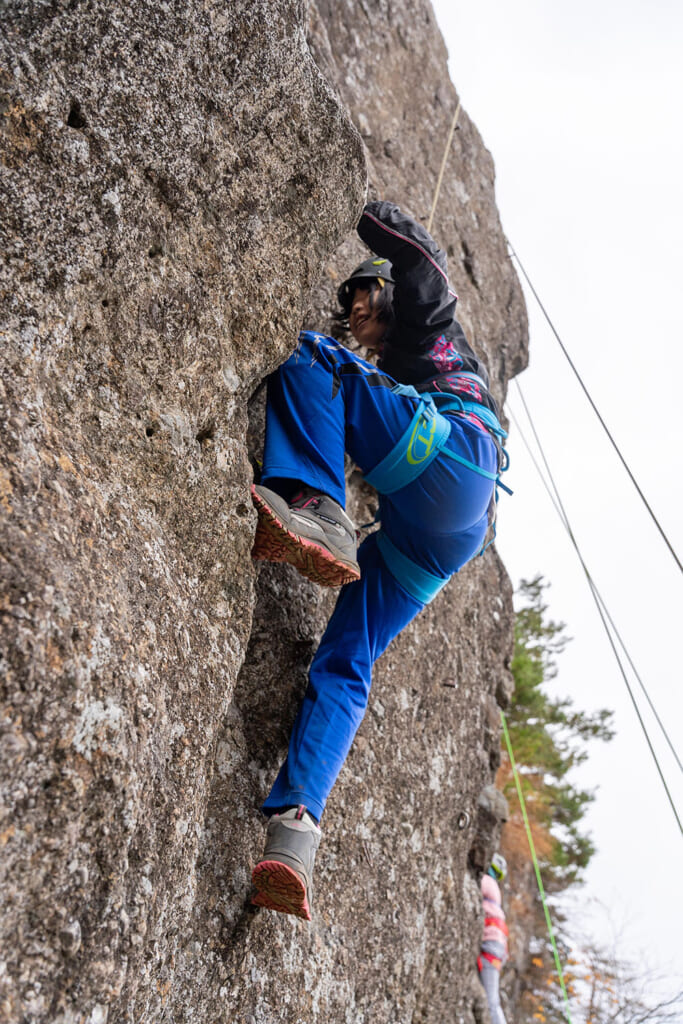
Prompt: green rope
<box><xmin>500</xmin><ymin>709</ymin><xmax>574</xmax><ymax>1023</ymax></box>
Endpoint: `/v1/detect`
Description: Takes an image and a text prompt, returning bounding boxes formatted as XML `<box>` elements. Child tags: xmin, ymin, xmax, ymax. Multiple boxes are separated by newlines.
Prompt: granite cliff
<box><xmin>0</xmin><ymin>1</ymin><xmax>527</xmax><ymax>1021</ymax></box>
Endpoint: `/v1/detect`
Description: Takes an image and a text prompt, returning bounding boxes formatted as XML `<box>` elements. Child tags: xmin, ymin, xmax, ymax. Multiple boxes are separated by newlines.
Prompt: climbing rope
<box><xmin>507</xmin><ymin>241</ymin><xmax>683</xmax><ymax>576</ymax></box>
<box><xmin>427</xmin><ymin>100</ymin><xmax>461</xmax><ymax>233</ymax></box>
<box><xmin>427</xmin><ymin>102</ymin><xmax>681</xmax><ymax>581</ymax></box>
<box><xmin>510</xmin><ymin>381</ymin><xmax>683</xmax><ymax>780</ymax></box>
<box><xmin>500</xmin><ymin>710</ymin><xmax>574</xmax><ymax>1024</ymax></box>
<box><xmin>509</xmin><ymin>381</ymin><xmax>683</xmax><ymax>836</ymax></box>
<box><xmin>421</xmin><ymin>98</ymin><xmax>681</xmax><ymax>1024</ymax></box>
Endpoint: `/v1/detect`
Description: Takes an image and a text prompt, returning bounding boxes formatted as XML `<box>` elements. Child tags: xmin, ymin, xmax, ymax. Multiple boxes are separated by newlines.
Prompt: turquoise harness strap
<box><xmin>368</xmin><ymin>386</ymin><xmax>513</xmax><ymax>587</ymax></box>
<box><xmin>365</xmin><ymin>383</ymin><xmax>512</xmax><ymax>564</ymax></box>
<box><xmin>430</xmin><ymin>392</ymin><xmax>512</xmax><ymax>493</ymax></box>
<box><xmin>364</xmin><ymin>386</ymin><xmax>451</xmax><ymax>494</ymax></box>
<box><xmin>376</xmin><ymin>530</ymin><xmax>450</xmax><ymax>605</ymax></box>
<box><xmin>430</xmin><ymin>392</ymin><xmax>508</xmax><ymax>440</ymax></box>
<box><xmin>439</xmin><ymin>446</ymin><xmax>498</xmax><ymax>480</ymax></box>
<box><xmin>365</xmin><ymin>385</ymin><xmax>508</xmax><ymax>497</ymax></box>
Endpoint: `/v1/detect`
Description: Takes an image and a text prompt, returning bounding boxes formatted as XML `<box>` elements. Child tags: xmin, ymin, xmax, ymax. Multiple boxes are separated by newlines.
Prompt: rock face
<box><xmin>0</xmin><ymin>2</ymin><xmax>527</xmax><ymax>1023</ymax></box>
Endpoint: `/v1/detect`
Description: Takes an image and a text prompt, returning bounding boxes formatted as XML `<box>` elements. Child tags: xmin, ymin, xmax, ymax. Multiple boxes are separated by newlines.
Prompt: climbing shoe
<box><xmin>251</xmin><ymin>806</ymin><xmax>321</xmax><ymax>921</ymax></box>
<box><xmin>251</xmin><ymin>484</ymin><xmax>360</xmax><ymax>587</ymax></box>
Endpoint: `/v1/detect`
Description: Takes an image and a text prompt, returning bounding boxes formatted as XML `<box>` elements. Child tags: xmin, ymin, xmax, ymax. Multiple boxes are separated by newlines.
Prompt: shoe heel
<box><xmin>252</xmin><ymin>859</ymin><xmax>311</xmax><ymax>921</ymax></box>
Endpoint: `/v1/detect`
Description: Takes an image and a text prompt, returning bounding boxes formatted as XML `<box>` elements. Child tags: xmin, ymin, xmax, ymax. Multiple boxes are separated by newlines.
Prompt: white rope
<box><xmin>427</xmin><ymin>100</ymin><xmax>461</xmax><ymax>234</ymax></box>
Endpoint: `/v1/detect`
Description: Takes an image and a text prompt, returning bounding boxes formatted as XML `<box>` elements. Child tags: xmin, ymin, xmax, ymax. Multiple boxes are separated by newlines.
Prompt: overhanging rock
<box><xmin>0</xmin><ymin>1</ymin><xmax>527</xmax><ymax>1022</ymax></box>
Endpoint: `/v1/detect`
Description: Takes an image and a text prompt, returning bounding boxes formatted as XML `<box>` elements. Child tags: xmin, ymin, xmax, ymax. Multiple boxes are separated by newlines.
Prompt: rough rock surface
<box><xmin>0</xmin><ymin>1</ymin><xmax>527</xmax><ymax>1022</ymax></box>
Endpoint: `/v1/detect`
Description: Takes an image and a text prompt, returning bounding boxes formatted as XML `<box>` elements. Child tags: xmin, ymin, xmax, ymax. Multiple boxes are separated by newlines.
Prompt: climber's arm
<box><xmin>357</xmin><ymin>200</ymin><xmax>457</xmax><ymax>351</ymax></box>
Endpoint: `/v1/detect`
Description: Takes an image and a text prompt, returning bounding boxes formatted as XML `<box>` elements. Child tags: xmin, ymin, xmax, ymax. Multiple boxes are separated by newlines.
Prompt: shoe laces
<box><xmin>291</xmin><ymin>490</ymin><xmax>323</xmax><ymax>511</ymax></box>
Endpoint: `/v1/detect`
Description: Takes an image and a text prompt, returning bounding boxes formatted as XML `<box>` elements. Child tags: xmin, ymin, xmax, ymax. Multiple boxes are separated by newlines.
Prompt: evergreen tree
<box><xmin>498</xmin><ymin>577</ymin><xmax>613</xmax><ymax>1022</ymax></box>
<box><xmin>501</xmin><ymin>576</ymin><xmax>613</xmax><ymax>890</ymax></box>
<box><xmin>498</xmin><ymin>579</ymin><xmax>681</xmax><ymax>1024</ymax></box>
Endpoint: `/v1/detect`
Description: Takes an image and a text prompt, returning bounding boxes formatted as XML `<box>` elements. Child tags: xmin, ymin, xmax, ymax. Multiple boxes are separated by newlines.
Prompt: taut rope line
<box><xmin>427</xmin><ymin>100</ymin><xmax>461</xmax><ymax>234</ymax></box>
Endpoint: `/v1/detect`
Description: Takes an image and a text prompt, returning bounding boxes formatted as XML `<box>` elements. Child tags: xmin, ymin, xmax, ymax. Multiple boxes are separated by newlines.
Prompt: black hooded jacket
<box><xmin>358</xmin><ymin>201</ymin><xmax>499</xmax><ymax>417</ymax></box>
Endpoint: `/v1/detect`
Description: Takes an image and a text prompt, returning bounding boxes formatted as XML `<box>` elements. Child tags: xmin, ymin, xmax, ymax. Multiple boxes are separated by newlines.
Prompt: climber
<box><xmin>478</xmin><ymin>853</ymin><xmax>509</xmax><ymax>1024</ymax></box>
<box><xmin>249</xmin><ymin>199</ymin><xmax>506</xmax><ymax>921</ymax></box>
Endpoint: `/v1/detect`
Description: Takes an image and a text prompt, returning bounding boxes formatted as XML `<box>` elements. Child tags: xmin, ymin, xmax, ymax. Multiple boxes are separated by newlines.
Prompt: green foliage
<box><xmin>508</xmin><ymin>581</ymin><xmax>680</xmax><ymax>1024</ymax></box>
<box><xmin>504</xmin><ymin>576</ymin><xmax>614</xmax><ymax>888</ymax></box>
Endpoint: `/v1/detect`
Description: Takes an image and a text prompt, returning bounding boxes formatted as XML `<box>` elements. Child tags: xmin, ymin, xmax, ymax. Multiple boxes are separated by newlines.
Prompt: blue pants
<box><xmin>261</xmin><ymin>332</ymin><xmax>496</xmax><ymax>820</ymax></box>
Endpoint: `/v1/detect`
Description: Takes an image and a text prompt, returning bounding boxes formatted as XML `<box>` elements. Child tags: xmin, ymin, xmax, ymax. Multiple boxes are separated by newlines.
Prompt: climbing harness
<box><xmin>364</xmin><ymin>386</ymin><xmax>452</xmax><ymax>494</ymax></box>
<box><xmin>375</xmin><ymin>531</ymin><xmax>449</xmax><ymax>605</ymax></box>
<box><xmin>364</xmin><ymin>381</ymin><xmax>508</xmax><ymax>494</ymax></box>
<box><xmin>362</xmin><ymin>98</ymin><xmax>508</xmax><ymax>605</ymax></box>
<box><xmin>364</xmin><ymin>382</ymin><xmax>511</xmax><ymax>605</ymax></box>
<box><xmin>477</xmin><ymin>952</ymin><xmax>503</xmax><ymax>972</ymax></box>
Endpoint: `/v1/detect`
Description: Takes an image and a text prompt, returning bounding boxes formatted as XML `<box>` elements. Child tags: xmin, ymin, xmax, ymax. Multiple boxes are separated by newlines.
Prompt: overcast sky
<box><xmin>430</xmin><ymin>0</ymin><xmax>683</xmax><ymax>997</ymax></box>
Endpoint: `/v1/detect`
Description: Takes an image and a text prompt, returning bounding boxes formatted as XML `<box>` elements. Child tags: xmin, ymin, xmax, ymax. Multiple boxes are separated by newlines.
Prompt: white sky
<box><xmin>431</xmin><ymin>0</ymin><xmax>683</xmax><ymax>998</ymax></box>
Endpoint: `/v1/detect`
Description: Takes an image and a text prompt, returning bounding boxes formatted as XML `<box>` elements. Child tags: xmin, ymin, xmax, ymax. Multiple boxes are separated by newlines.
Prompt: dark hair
<box><xmin>332</xmin><ymin>279</ymin><xmax>396</xmax><ymax>335</ymax></box>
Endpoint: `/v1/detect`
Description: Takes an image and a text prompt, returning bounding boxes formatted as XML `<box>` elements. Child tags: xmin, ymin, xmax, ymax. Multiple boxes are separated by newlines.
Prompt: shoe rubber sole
<box><xmin>251</xmin><ymin>485</ymin><xmax>360</xmax><ymax>587</ymax></box>
<box><xmin>251</xmin><ymin>859</ymin><xmax>312</xmax><ymax>921</ymax></box>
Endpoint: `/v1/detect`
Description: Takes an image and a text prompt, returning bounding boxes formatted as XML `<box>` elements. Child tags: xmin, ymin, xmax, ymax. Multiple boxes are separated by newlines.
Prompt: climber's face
<box><xmin>349</xmin><ymin>286</ymin><xmax>385</xmax><ymax>352</ymax></box>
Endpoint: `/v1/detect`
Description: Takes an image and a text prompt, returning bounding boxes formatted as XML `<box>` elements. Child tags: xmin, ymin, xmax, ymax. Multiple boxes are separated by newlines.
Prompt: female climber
<box><xmin>249</xmin><ymin>199</ymin><xmax>507</xmax><ymax>920</ymax></box>
<box><xmin>478</xmin><ymin>853</ymin><xmax>510</xmax><ymax>1024</ymax></box>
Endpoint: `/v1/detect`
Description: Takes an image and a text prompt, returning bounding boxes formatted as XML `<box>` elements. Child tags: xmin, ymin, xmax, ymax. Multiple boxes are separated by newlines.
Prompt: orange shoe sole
<box><xmin>250</xmin><ymin>485</ymin><xmax>360</xmax><ymax>588</ymax></box>
<box><xmin>251</xmin><ymin>859</ymin><xmax>312</xmax><ymax>921</ymax></box>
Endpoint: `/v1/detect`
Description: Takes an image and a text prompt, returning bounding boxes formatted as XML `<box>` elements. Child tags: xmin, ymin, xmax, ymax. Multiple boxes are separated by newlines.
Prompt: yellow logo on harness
<box><xmin>407</xmin><ymin>414</ymin><xmax>437</xmax><ymax>465</ymax></box>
